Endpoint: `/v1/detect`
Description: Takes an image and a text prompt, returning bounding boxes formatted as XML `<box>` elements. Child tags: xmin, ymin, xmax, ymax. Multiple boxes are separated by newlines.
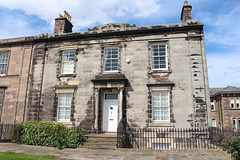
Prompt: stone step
<box><xmin>87</xmin><ymin>137</ymin><xmax>117</xmax><ymax>142</ymax></box>
<box><xmin>83</xmin><ymin>133</ymin><xmax>118</xmax><ymax>150</ymax></box>
<box><xmin>85</xmin><ymin>133</ymin><xmax>117</xmax><ymax>138</ymax></box>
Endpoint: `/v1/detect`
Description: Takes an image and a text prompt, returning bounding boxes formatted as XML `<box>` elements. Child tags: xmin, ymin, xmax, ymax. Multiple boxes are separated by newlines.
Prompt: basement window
<box><xmin>152</xmin><ymin>143</ymin><xmax>171</xmax><ymax>149</ymax></box>
<box><xmin>233</xmin><ymin>119</ymin><xmax>237</xmax><ymax>131</ymax></box>
<box><xmin>212</xmin><ymin>119</ymin><xmax>216</xmax><ymax>127</ymax></box>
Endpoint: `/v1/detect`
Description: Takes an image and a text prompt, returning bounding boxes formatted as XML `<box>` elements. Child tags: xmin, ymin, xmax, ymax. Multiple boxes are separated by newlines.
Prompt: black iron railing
<box><xmin>0</xmin><ymin>124</ymin><xmax>14</xmax><ymax>140</ymax></box>
<box><xmin>117</xmin><ymin>121</ymin><xmax>224</xmax><ymax>149</ymax></box>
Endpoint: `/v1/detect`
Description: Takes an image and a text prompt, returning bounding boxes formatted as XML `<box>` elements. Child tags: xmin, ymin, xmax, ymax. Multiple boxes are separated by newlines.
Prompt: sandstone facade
<box><xmin>0</xmin><ymin>2</ymin><xmax>211</xmax><ymax>132</ymax></box>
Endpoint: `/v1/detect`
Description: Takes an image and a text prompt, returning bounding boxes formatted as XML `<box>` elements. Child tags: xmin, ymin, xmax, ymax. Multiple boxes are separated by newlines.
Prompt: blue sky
<box><xmin>0</xmin><ymin>0</ymin><xmax>239</xmax><ymax>88</ymax></box>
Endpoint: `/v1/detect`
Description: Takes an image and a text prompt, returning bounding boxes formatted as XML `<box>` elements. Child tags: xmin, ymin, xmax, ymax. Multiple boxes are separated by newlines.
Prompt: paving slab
<box><xmin>0</xmin><ymin>142</ymin><xmax>231</xmax><ymax>160</ymax></box>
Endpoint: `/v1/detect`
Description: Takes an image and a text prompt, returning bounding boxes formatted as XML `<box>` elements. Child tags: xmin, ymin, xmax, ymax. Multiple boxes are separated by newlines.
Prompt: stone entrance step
<box><xmin>82</xmin><ymin>133</ymin><xmax>117</xmax><ymax>150</ymax></box>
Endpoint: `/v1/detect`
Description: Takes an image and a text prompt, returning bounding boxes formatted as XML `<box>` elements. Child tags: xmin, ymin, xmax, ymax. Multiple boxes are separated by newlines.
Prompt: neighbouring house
<box><xmin>0</xmin><ymin>39</ymin><xmax>33</xmax><ymax>124</ymax></box>
<box><xmin>210</xmin><ymin>86</ymin><xmax>240</xmax><ymax>132</ymax></box>
<box><xmin>0</xmin><ymin>1</ymin><xmax>211</xmax><ymax>133</ymax></box>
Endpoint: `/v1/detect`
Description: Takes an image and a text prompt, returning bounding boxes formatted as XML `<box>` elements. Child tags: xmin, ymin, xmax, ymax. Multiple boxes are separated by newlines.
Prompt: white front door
<box><xmin>103</xmin><ymin>94</ymin><xmax>118</xmax><ymax>132</ymax></box>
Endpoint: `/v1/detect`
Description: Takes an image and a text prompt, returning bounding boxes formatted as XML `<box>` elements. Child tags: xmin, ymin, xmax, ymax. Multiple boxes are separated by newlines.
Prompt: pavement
<box><xmin>0</xmin><ymin>142</ymin><xmax>231</xmax><ymax>160</ymax></box>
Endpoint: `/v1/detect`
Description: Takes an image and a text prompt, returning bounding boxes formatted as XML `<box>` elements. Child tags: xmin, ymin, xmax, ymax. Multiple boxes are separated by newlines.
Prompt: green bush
<box><xmin>12</xmin><ymin>121</ymin><xmax>86</xmax><ymax>149</ymax></box>
<box><xmin>220</xmin><ymin>133</ymin><xmax>240</xmax><ymax>160</ymax></box>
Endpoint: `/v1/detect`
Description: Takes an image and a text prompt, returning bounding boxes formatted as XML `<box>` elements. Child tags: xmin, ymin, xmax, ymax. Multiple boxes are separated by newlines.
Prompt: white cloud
<box><xmin>207</xmin><ymin>52</ymin><xmax>240</xmax><ymax>87</ymax></box>
<box><xmin>0</xmin><ymin>0</ymin><xmax>161</xmax><ymax>31</ymax></box>
<box><xmin>197</xmin><ymin>2</ymin><xmax>240</xmax><ymax>47</ymax></box>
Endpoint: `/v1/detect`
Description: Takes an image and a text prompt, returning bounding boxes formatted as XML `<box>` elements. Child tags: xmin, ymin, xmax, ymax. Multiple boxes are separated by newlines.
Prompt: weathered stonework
<box><xmin>0</xmin><ymin>2</ymin><xmax>211</xmax><ymax>131</ymax></box>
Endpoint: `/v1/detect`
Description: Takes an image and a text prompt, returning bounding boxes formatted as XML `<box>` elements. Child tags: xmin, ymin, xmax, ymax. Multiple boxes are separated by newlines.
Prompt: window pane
<box><xmin>152</xmin><ymin>91</ymin><xmax>169</xmax><ymax>122</ymax></box>
<box><xmin>238</xmin><ymin>119</ymin><xmax>240</xmax><ymax>131</ymax></box>
<box><xmin>61</xmin><ymin>51</ymin><xmax>75</xmax><ymax>74</ymax></box>
<box><xmin>105</xmin><ymin>94</ymin><xmax>118</xmax><ymax>100</ymax></box>
<box><xmin>0</xmin><ymin>53</ymin><xmax>8</xmax><ymax>75</ymax></box>
<box><xmin>61</xmin><ymin>62</ymin><xmax>74</xmax><ymax>74</ymax></box>
<box><xmin>152</xmin><ymin>143</ymin><xmax>171</xmax><ymax>149</ymax></box>
<box><xmin>58</xmin><ymin>93</ymin><xmax>72</xmax><ymax>121</ymax></box>
<box><xmin>212</xmin><ymin>119</ymin><xmax>216</xmax><ymax>127</ymax></box>
<box><xmin>151</xmin><ymin>44</ymin><xmax>167</xmax><ymax>70</ymax></box>
<box><xmin>104</xmin><ymin>47</ymin><xmax>118</xmax><ymax>72</ymax></box>
<box><xmin>231</xmin><ymin>99</ymin><xmax>235</xmax><ymax>108</ymax></box>
<box><xmin>233</xmin><ymin>119</ymin><xmax>237</xmax><ymax>131</ymax></box>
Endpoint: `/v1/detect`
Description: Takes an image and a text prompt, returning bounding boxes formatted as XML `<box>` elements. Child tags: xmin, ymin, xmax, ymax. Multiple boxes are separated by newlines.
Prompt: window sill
<box><xmin>57</xmin><ymin>121</ymin><xmax>71</xmax><ymax>124</ymax></box>
<box><xmin>57</xmin><ymin>74</ymin><xmax>76</xmax><ymax>78</ymax></box>
<box><xmin>148</xmin><ymin>70</ymin><xmax>172</xmax><ymax>74</ymax></box>
<box><xmin>102</xmin><ymin>71</ymin><xmax>119</xmax><ymax>74</ymax></box>
<box><xmin>147</xmin><ymin>123</ymin><xmax>174</xmax><ymax>128</ymax></box>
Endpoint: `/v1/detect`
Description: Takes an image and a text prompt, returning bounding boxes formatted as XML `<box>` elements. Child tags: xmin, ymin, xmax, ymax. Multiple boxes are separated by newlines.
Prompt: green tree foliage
<box><xmin>220</xmin><ymin>133</ymin><xmax>240</xmax><ymax>160</ymax></box>
<box><xmin>12</xmin><ymin>122</ymin><xmax>86</xmax><ymax>149</ymax></box>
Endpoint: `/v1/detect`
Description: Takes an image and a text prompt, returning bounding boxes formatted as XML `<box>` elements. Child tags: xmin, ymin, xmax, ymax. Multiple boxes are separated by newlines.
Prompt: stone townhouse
<box><xmin>0</xmin><ymin>1</ymin><xmax>211</xmax><ymax>132</ymax></box>
<box><xmin>210</xmin><ymin>86</ymin><xmax>240</xmax><ymax>132</ymax></box>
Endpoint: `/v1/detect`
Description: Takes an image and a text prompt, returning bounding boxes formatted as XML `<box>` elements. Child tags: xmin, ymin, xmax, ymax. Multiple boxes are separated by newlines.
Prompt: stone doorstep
<box><xmin>85</xmin><ymin>133</ymin><xmax>117</xmax><ymax>138</ymax></box>
<box><xmin>82</xmin><ymin>133</ymin><xmax>117</xmax><ymax>150</ymax></box>
<box><xmin>87</xmin><ymin>138</ymin><xmax>117</xmax><ymax>142</ymax></box>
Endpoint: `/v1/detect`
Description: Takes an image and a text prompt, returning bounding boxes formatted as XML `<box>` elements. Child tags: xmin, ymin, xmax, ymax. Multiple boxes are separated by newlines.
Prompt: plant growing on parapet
<box><xmin>220</xmin><ymin>133</ymin><xmax>240</xmax><ymax>160</ymax></box>
<box><xmin>12</xmin><ymin>121</ymin><xmax>86</xmax><ymax>149</ymax></box>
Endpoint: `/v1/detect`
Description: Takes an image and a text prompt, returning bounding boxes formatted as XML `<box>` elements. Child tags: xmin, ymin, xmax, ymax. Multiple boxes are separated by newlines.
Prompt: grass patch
<box><xmin>0</xmin><ymin>152</ymin><xmax>57</xmax><ymax>160</ymax></box>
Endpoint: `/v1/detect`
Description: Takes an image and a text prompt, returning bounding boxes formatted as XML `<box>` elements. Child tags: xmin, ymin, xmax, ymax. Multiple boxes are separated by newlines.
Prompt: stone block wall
<box><xmin>0</xmin><ymin>45</ymin><xmax>33</xmax><ymax>124</ymax></box>
<box><xmin>25</xmin><ymin>22</ymin><xmax>210</xmax><ymax>130</ymax></box>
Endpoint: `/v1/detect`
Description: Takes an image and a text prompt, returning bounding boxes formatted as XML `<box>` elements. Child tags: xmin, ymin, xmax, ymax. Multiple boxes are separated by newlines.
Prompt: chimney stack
<box><xmin>181</xmin><ymin>1</ymin><xmax>192</xmax><ymax>23</ymax></box>
<box><xmin>54</xmin><ymin>11</ymin><xmax>73</xmax><ymax>34</ymax></box>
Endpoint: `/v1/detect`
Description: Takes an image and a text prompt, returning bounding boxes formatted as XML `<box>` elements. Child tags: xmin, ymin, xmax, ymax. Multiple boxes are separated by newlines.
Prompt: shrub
<box><xmin>220</xmin><ymin>133</ymin><xmax>240</xmax><ymax>160</ymax></box>
<box><xmin>12</xmin><ymin>121</ymin><xmax>86</xmax><ymax>149</ymax></box>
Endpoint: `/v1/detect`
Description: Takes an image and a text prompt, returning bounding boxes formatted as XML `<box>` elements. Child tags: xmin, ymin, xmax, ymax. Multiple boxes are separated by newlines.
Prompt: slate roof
<box><xmin>209</xmin><ymin>86</ymin><xmax>240</xmax><ymax>96</ymax></box>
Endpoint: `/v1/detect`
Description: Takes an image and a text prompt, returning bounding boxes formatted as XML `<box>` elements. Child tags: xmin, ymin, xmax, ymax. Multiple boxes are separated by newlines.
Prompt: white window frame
<box><xmin>150</xmin><ymin>44</ymin><xmax>167</xmax><ymax>70</ymax></box>
<box><xmin>152</xmin><ymin>90</ymin><xmax>170</xmax><ymax>123</ymax></box>
<box><xmin>103</xmin><ymin>47</ymin><xmax>119</xmax><ymax>72</ymax></box>
<box><xmin>233</xmin><ymin>118</ymin><xmax>237</xmax><ymax>131</ymax></box>
<box><xmin>212</xmin><ymin>119</ymin><xmax>216</xmax><ymax>127</ymax></box>
<box><xmin>0</xmin><ymin>53</ymin><xmax>9</xmax><ymax>76</ymax></box>
<box><xmin>61</xmin><ymin>50</ymin><xmax>75</xmax><ymax>74</ymax></box>
<box><xmin>236</xmin><ymin>99</ymin><xmax>239</xmax><ymax>108</ymax></box>
<box><xmin>231</xmin><ymin>99</ymin><xmax>235</xmax><ymax>109</ymax></box>
<box><xmin>57</xmin><ymin>93</ymin><xmax>72</xmax><ymax>122</ymax></box>
<box><xmin>210</xmin><ymin>99</ymin><xmax>214</xmax><ymax>110</ymax></box>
